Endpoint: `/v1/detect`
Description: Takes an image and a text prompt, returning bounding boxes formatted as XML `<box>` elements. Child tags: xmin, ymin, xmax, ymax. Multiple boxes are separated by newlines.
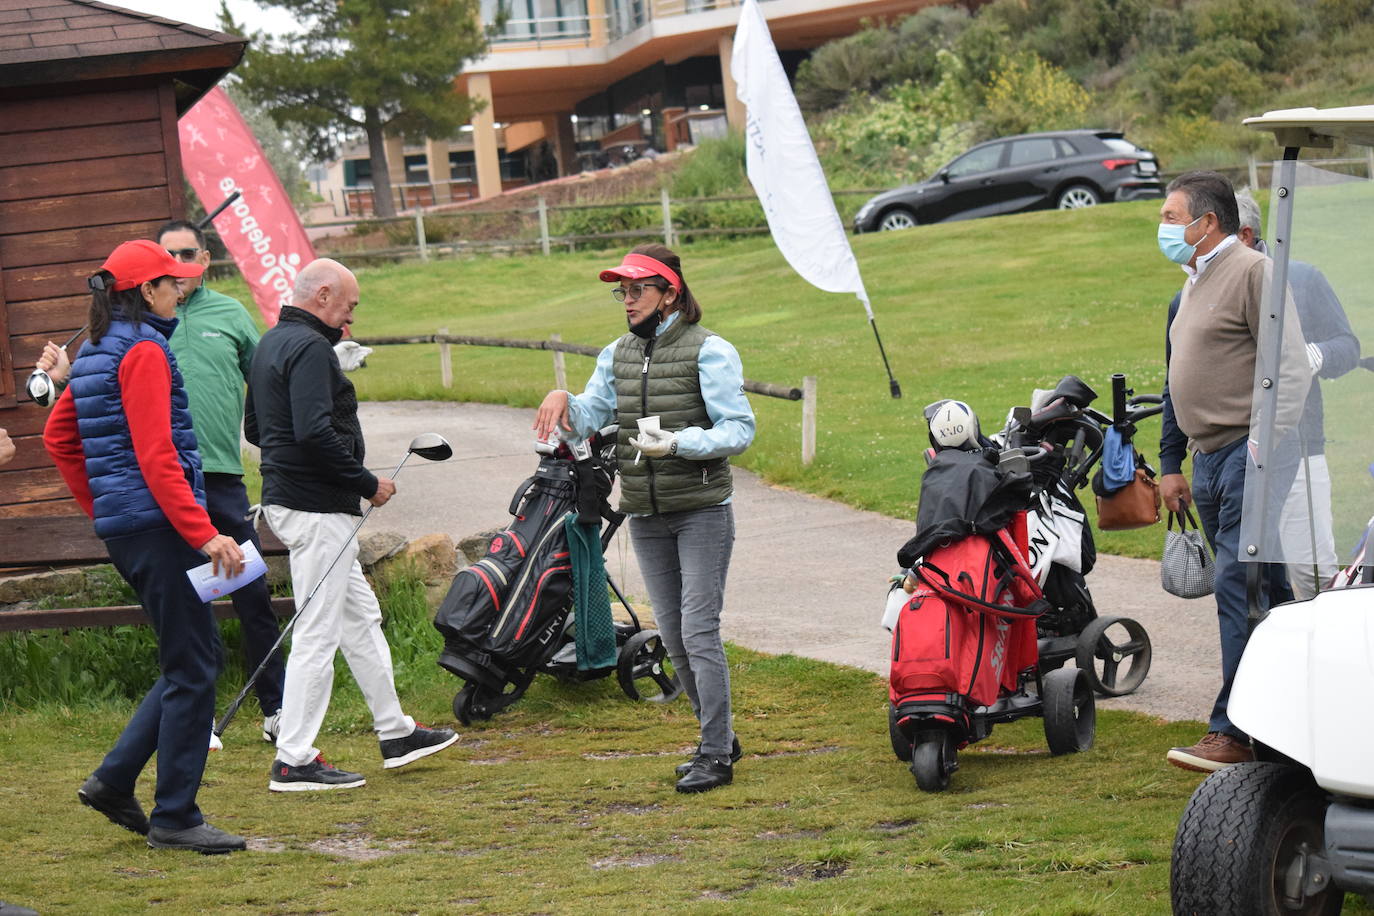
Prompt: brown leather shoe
<box><xmin>1166</xmin><ymin>732</ymin><xmax>1254</xmax><ymax>773</ymax></box>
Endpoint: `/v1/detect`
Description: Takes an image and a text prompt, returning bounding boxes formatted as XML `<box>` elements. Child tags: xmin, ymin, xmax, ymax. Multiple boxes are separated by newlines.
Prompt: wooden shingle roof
<box><xmin>0</xmin><ymin>0</ymin><xmax>245</xmax><ymax>110</ymax></box>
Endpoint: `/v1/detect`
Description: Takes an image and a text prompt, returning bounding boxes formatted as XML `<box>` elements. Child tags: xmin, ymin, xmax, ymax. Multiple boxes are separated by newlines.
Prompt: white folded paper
<box><xmin>186</xmin><ymin>540</ymin><xmax>268</xmax><ymax>603</ymax></box>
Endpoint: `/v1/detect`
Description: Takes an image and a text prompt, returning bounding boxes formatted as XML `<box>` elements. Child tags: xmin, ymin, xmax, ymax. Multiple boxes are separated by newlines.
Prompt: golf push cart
<box><xmin>1170</xmin><ymin>106</ymin><xmax>1374</xmax><ymax>915</ymax></box>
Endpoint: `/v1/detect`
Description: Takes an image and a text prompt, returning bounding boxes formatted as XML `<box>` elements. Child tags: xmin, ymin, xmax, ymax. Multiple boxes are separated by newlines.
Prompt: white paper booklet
<box><xmin>186</xmin><ymin>540</ymin><xmax>268</xmax><ymax>603</ymax></box>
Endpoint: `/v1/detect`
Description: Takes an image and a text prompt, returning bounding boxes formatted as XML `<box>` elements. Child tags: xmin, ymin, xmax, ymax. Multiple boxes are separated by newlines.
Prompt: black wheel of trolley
<box><xmin>616</xmin><ymin>630</ymin><xmax>682</xmax><ymax>703</ymax></box>
<box><xmin>1042</xmin><ymin>667</ymin><xmax>1095</xmax><ymax>756</ymax></box>
<box><xmin>1171</xmin><ymin>762</ymin><xmax>1343</xmax><ymax>916</ymax></box>
<box><xmin>1075</xmin><ymin>615</ymin><xmax>1152</xmax><ymax>697</ymax></box>
<box><xmin>453</xmin><ymin>682</ymin><xmax>499</xmax><ymax>726</ymax></box>
<box><xmin>888</xmin><ymin>705</ymin><xmax>913</xmax><ymax>762</ymax></box>
<box><xmin>910</xmin><ymin>729</ymin><xmax>956</xmax><ymax>792</ymax></box>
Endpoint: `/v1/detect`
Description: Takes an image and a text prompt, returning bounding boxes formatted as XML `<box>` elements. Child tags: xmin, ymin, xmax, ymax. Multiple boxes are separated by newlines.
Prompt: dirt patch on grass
<box><xmin>113</xmin><ymin>866</ymin><xmax>166</xmax><ymax>878</ymax></box>
<box><xmin>245</xmin><ymin>837</ymin><xmax>288</xmax><ymax>853</ymax></box>
<box><xmin>590</xmin><ymin>853</ymin><xmax>681</xmax><ymax>869</ymax></box>
<box><xmin>307</xmin><ymin>834</ymin><xmax>414</xmax><ymax>861</ymax></box>
<box><xmin>602</xmin><ymin>802</ymin><xmax>662</xmax><ymax>815</ymax></box>
<box><xmin>756</xmin><ymin>829</ymin><xmax>825</xmax><ymax>840</ymax></box>
<box><xmin>873</xmin><ymin>819</ymin><xmax>920</xmax><ymax>833</ymax></box>
<box><xmin>779</xmin><ymin>861</ymin><xmax>849</xmax><ymax>882</ymax></box>
<box><xmin>581</xmin><ymin>749</ymin><xmax>681</xmax><ymax>760</ymax></box>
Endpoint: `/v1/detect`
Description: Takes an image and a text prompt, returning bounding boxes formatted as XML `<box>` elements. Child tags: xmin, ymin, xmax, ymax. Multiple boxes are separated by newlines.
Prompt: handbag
<box><xmin>1161</xmin><ymin>508</ymin><xmax>1215</xmax><ymax>599</ymax></box>
<box><xmin>1095</xmin><ymin>467</ymin><xmax>1161</xmax><ymax>530</ymax></box>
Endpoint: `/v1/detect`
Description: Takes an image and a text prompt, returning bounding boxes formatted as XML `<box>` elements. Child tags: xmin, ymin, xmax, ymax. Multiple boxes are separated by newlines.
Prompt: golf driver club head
<box><xmin>407</xmin><ymin>432</ymin><xmax>453</xmax><ymax>462</ymax></box>
<box><xmin>26</xmin><ymin>369</ymin><xmax>56</xmax><ymax>407</ymax></box>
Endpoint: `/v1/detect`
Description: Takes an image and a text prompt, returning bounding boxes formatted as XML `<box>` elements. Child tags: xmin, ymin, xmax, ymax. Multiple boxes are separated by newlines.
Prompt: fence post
<box><xmin>1367</xmin><ymin>148</ymin><xmax>1374</xmax><ymax>179</ymax></box>
<box><xmin>415</xmin><ymin>210</ymin><xmax>429</xmax><ymax>262</ymax></box>
<box><xmin>1247</xmin><ymin>155</ymin><xmax>1259</xmax><ymax>191</ymax></box>
<box><xmin>538</xmin><ymin>196</ymin><xmax>551</xmax><ymax>256</ymax></box>
<box><xmin>551</xmin><ymin>332</ymin><xmax>566</xmax><ymax>389</ymax></box>
<box><xmin>661</xmin><ymin>187</ymin><xmax>674</xmax><ymax>248</ymax></box>
<box><xmin>801</xmin><ymin>375</ymin><xmax>817</xmax><ymax>466</ymax></box>
<box><xmin>437</xmin><ymin>326</ymin><xmax>452</xmax><ymax>388</ymax></box>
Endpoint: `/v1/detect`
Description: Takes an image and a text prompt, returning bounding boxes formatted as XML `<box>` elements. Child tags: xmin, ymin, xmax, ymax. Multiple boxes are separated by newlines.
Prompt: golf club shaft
<box><xmin>214</xmin><ymin>451</ymin><xmax>414</xmax><ymax>737</ymax></box>
<box><xmin>62</xmin><ymin>324</ymin><xmax>88</xmax><ymax>350</ymax></box>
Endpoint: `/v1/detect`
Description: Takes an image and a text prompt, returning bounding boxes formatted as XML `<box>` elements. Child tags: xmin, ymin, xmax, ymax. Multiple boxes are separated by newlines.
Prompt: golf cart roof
<box><xmin>1244</xmin><ymin>105</ymin><xmax>1374</xmax><ymax>148</ymax></box>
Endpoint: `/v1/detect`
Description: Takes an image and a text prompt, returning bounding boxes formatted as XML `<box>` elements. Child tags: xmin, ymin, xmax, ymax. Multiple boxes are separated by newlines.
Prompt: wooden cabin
<box><xmin>0</xmin><ymin>0</ymin><xmax>244</xmax><ymax>534</ymax></box>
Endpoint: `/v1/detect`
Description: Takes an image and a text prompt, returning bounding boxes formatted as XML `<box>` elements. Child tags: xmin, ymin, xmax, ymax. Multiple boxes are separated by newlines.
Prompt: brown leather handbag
<box><xmin>1095</xmin><ymin>468</ymin><xmax>1162</xmax><ymax>530</ymax></box>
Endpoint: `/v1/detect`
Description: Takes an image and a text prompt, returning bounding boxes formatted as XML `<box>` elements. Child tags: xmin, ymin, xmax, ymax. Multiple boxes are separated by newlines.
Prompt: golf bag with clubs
<box><xmin>434</xmin><ymin>426</ymin><xmax>681</xmax><ymax>725</ymax></box>
<box><xmin>887</xmin><ymin>409</ymin><xmax>1097</xmax><ymax>792</ymax></box>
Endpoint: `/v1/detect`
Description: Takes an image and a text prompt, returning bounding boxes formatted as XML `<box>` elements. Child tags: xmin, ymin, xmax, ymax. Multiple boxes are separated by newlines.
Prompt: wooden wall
<box><xmin>0</xmin><ymin>80</ymin><xmax>185</xmax><ymax>518</ymax></box>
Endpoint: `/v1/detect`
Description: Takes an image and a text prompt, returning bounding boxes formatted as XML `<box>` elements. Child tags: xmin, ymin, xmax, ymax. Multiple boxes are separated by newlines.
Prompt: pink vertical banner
<box><xmin>179</xmin><ymin>87</ymin><xmax>315</xmax><ymax>326</ymax></box>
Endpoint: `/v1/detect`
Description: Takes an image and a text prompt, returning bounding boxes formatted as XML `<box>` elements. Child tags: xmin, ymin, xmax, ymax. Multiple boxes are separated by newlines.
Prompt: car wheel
<box><xmin>878</xmin><ymin>207</ymin><xmax>918</xmax><ymax>231</ymax></box>
<box><xmin>1057</xmin><ymin>185</ymin><xmax>1100</xmax><ymax>209</ymax></box>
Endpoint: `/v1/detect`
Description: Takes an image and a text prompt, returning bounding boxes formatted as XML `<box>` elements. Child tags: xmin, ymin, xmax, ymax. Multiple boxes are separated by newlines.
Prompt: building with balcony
<box><xmin>320</xmin><ymin>0</ymin><xmax>940</xmax><ymax>213</ymax></box>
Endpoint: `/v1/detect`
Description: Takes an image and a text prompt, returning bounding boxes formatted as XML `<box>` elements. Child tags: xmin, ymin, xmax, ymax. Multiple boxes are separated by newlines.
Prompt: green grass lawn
<box><xmin>222</xmin><ymin>200</ymin><xmax>1188</xmax><ymax>559</ymax></box>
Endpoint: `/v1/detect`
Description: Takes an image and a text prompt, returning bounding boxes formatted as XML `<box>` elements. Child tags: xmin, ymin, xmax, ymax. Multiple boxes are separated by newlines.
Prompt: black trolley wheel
<box><xmin>1075</xmin><ymin>614</ymin><xmax>1152</xmax><ymax>697</ymax></box>
<box><xmin>910</xmin><ymin>728</ymin><xmax>957</xmax><ymax>792</ymax></box>
<box><xmin>1042</xmin><ymin>666</ymin><xmax>1095</xmax><ymax>756</ymax></box>
<box><xmin>615</xmin><ymin>629</ymin><xmax>682</xmax><ymax>703</ymax></box>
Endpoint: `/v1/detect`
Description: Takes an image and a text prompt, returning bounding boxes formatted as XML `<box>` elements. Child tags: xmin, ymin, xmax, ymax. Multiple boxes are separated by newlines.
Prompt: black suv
<box><xmin>852</xmin><ymin>130</ymin><xmax>1164</xmax><ymax>232</ymax></box>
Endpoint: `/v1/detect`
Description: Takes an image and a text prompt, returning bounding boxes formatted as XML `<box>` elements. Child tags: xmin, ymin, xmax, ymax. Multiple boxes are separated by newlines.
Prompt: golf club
<box><xmin>25</xmin><ymin>324</ymin><xmax>88</xmax><ymax>407</ymax></box>
<box><xmin>213</xmin><ymin>432</ymin><xmax>454</xmax><ymax>738</ymax></box>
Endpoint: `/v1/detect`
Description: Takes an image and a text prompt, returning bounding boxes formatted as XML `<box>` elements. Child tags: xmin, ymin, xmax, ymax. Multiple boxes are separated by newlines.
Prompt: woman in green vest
<box><xmin>534</xmin><ymin>244</ymin><xmax>756</xmax><ymax>793</ymax></box>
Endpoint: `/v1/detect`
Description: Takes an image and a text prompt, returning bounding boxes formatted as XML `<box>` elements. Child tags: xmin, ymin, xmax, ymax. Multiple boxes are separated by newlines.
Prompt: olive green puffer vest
<box><xmin>612</xmin><ymin>319</ymin><xmax>732</xmax><ymax>515</ymax></box>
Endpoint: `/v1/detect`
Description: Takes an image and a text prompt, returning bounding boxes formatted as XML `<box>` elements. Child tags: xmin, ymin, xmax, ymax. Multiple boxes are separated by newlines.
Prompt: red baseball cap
<box><xmin>100</xmin><ymin>239</ymin><xmax>205</xmax><ymax>291</ymax></box>
<box><xmin>598</xmin><ymin>252</ymin><xmax>681</xmax><ymax>292</ymax></box>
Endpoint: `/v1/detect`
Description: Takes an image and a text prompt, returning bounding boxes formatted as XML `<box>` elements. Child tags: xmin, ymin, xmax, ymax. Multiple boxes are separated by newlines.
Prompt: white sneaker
<box><xmin>262</xmin><ymin>710</ymin><xmax>281</xmax><ymax>744</ymax></box>
<box><xmin>209</xmin><ymin>728</ymin><xmax>223</xmax><ymax>751</ymax></box>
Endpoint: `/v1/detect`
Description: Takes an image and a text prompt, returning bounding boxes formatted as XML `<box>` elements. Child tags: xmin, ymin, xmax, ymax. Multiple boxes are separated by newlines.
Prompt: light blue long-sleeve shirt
<box><xmin>564</xmin><ymin>314</ymin><xmax>756</xmax><ymax>460</ymax></box>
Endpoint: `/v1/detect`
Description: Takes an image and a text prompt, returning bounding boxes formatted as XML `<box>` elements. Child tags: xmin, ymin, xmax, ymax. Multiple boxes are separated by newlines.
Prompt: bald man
<box><xmin>245</xmin><ymin>259</ymin><xmax>455</xmax><ymax>792</ymax></box>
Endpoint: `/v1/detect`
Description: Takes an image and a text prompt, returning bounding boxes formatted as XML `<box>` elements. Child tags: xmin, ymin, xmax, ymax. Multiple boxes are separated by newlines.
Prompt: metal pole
<box><xmin>801</xmin><ymin>375</ymin><xmax>817</xmax><ymax>466</ymax></box>
<box><xmin>438</xmin><ymin>326</ymin><xmax>453</xmax><ymax>388</ymax></box>
<box><xmin>538</xmin><ymin>195</ymin><xmax>551</xmax><ymax>256</ymax></box>
<box><xmin>415</xmin><ymin>210</ymin><xmax>429</xmax><ymax>261</ymax></box>
<box><xmin>1248</xmin><ymin>155</ymin><xmax>1259</xmax><ymax>191</ymax></box>
<box><xmin>661</xmin><ymin>187</ymin><xmax>674</xmax><ymax>247</ymax></box>
<box><xmin>551</xmin><ymin>332</ymin><xmax>567</xmax><ymax>389</ymax></box>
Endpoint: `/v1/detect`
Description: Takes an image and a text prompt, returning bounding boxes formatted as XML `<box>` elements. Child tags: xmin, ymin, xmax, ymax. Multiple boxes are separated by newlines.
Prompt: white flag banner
<box><xmin>730</xmin><ymin>0</ymin><xmax>873</xmax><ymax>319</ymax></box>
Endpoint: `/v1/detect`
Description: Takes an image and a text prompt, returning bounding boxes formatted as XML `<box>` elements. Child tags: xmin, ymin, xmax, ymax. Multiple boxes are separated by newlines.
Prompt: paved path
<box><xmin>347</xmin><ymin>401</ymin><xmax>1217</xmax><ymax>724</ymax></box>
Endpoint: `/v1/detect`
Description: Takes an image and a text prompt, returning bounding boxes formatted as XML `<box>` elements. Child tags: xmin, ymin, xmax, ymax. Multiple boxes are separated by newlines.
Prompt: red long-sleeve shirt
<box><xmin>44</xmin><ymin>341</ymin><xmax>217</xmax><ymax>548</ymax></box>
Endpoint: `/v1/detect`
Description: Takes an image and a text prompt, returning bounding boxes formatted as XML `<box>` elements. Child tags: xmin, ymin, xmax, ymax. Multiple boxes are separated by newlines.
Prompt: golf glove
<box><xmin>631</xmin><ymin>428</ymin><xmax>678</xmax><ymax>458</ymax></box>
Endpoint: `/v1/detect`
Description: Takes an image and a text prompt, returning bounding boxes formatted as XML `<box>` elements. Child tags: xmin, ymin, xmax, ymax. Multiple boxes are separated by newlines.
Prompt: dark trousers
<box><xmin>96</xmin><ymin>527</ymin><xmax>224</xmax><ymax>830</ymax></box>
<box><xmin>1192</xmin><ymin>437</ymin><xmax>1295</xmax><ymax>741</ymax></box>
<box><xmin>205</xmin><ymin>473</ymin><xmax>284</xmax><ymax>715</ymax></box>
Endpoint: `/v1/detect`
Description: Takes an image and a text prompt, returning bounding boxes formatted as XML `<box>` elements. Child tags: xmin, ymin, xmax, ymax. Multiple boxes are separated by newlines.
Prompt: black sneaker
<box><xmin>146</xmin><ymin>822</ymin><xmax>247</xmax><ymax>854</ymax></box>
<box><xmin>675</xmin><ymin>755</ymin><xmax>733</xmax><ymax>794</ymax></box>
<box><xmin>78</xmin><ymin>775</ymin><xmax>149</xmax><ymax>835</ymax></box>
<box><xmin>675</xmin><ymin>736</ymin><xmax>742</xmax><ymax>776</ymax></box>
<box><xmin>268</xmin><ymin>755</ymin><xmax>366</xmax><ymax>792</ymax></box>
<box><xmin>380</xmin><ymin>723</ymin><xmax>458</xmax><ymax>769</ymax></box>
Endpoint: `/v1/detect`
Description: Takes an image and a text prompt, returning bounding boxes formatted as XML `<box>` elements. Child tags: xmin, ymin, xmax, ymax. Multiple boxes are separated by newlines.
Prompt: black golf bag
<box><xmin>434</xmin><ymin>428</ymin><xmax>681</xmax><ymax>724</ymax></box>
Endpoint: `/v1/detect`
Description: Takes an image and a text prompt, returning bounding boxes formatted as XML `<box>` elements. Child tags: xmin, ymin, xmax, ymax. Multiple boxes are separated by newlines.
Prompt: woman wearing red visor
<box><xmin>534</xmin><ymin>244</ymin><xmax>755</xmax><ymax>793</ymax></box>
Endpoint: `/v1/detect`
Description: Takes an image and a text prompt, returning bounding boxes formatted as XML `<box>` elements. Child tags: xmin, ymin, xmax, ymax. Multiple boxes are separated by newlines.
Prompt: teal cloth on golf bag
<box><xmin>565</xmin><ymin>516</ymin><xmax>617</xmax><ymax>670</ymax></box>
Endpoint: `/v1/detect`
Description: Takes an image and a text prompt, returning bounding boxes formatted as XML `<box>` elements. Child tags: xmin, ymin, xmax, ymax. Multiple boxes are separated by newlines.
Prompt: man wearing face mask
<box><xmin>1156</xmin><ymin>171</ymin><xmax>1309</xmax><ymax>774</ymax></box>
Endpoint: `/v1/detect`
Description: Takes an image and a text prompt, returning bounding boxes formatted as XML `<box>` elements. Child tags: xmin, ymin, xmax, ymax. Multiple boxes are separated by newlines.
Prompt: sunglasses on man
<box><xmin>166</xmin><ymin>247</ymin><xmax>201</xmax><ymax>262</ymax></box>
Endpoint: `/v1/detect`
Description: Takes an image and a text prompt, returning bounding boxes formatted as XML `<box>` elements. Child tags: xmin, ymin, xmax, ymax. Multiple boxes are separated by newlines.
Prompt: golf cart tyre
<box><xmin>1042</xmin><ymin>666</ymin><xmax>1095</xmax><ymax>756</ymax></box>
<box><xmin>910</xmin><ymin>729</ymin><xmax>956</xmax><ymax>793</ymax></box>
<box><xmin>1075</xmin><ymin>614</ymin><xmax>1152</xmax><ymax>697</ymax></box>
<box><xmin>1171</xmin><ymin>761</ymin><xmax>1343</xmax><ymax>916</ymax></box>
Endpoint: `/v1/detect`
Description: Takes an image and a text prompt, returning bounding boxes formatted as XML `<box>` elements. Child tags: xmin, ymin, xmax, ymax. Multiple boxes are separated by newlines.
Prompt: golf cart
<box><xmin>1170</xmin><ymin>106</ymin><xmax>1374</xmax><ymax>914</ymax></box>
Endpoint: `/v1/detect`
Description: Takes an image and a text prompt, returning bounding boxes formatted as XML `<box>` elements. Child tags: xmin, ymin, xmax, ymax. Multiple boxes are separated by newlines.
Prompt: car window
<box><xmin>946</xmin><ymin>143</ymin><xmax>1004</xmax><ymax>179</ymax></box>
<box><xmin>1101</xmin><ymin>137</ymin><xmax>1139</xmax><ymax>155</ymax></box>
<box><xmin>1055</xmin><ymin>138</ymin><xmax>1079</xmax><ymax>157</ymax></box>
<box><xmin>1008</xmin><ymin>138</ymin><xmax>1059</xmax><ymax>167</ymax></box>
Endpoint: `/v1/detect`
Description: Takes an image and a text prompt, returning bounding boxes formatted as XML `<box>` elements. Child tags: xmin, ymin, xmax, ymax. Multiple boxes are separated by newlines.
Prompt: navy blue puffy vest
<box><xmin>69</xmin><ymin>316</ymin><xmax>206</xmax><ymax>539</ymax></box>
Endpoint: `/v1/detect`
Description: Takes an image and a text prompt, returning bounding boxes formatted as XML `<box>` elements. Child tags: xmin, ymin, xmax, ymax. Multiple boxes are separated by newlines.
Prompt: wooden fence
<box><xmin>350</xmin><ymin>331</ymin><xmax>820</xmax><ymax>465</ymax></box>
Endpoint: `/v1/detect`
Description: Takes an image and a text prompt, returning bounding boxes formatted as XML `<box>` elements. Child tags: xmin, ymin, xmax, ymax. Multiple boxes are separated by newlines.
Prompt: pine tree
<box><xmin>230</xmin><ymin>0</ymin><xmax>491</xmax><ymax>218</ymax></box>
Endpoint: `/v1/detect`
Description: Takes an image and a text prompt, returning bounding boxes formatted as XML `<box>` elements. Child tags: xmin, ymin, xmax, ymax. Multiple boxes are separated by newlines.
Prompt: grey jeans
<box><xmin>629</xmin><ymin>504</ymin><xmax>735</xmax><ymax>757</ymax></box>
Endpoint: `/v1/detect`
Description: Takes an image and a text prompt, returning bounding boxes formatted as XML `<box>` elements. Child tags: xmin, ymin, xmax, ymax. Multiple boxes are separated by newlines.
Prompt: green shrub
<box><xmin>550</xmin><ymin>204</ymin><xmax>660</xmax><ymax>240</ymax></box>
<box><xmin>983</xmin><ymin>52</ymin><xmax>1092</xmax><ymax>136</ymax></box>
<box><xmin>670</xmin><ymin>134</ymin><xmax>748</xmax><ymax>198</ymax></box>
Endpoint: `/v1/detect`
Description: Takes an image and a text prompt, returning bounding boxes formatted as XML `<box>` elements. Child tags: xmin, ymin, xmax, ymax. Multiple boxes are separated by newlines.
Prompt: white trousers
<box><xmin>1278</xmin><ymin>455</ymin><xmax>1338</xmax><ymax>601</ymax></box>
<box><xmin>265</xmin><ymin>505</ymin><xmax>413</xmax><ymax>766</ymax></box>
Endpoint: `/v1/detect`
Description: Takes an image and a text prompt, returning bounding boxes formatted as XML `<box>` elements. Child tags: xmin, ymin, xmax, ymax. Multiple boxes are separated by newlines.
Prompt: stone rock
<box><xmin>458</xmin><ymin>529</ymin><xmax>502</xmax><ymax>564</ymax></box>
<box><xmin>264</xmin><ymin>555</ymin><xmax>292</xmax><ymax>589</ymax></box>
<box><xmin>358</xmin><ymin>531</ymin><xmax>408</xmax><ymax>568</ymax></box>
<box><xmin>375</xmin><ymin>533</ymin><xmax>462</xmax><ymax>585</ymax></box>
<box><xmin>0</xmin><ymin>568</ymin><xmax>89</xmax><ymax>604</ymax></box>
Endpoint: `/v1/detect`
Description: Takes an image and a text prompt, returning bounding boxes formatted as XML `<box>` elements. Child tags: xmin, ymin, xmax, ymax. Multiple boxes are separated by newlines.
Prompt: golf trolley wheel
<box><xmin>1041</xmin><ymin>667</ymin><xmax>1095</xmax><ymax>756</ymax></box>
<box><xmin>615</xmin><ymin>629</ymin><xmax>682</xmax><ymax>703</ymax></box>
<box><xmin>1075</xmin><ymin>615</ymin><xmax>1152</xmax><ymax>697</ymax></box>
<box><xmin>910</xmin><ymin>729</ymin><xmax>957</xmax><ymax>793</ymax></box>
<box><xmin>889</xmin><ymin>705</ymin><xmax>913</xmax><ymax>762</ymax></box>
<box><xmin>453</xmin><ymin>682</ymin><xmax>500</xmax><ymax>726</ymax></box>
<box><xmin>1171</xmin><ymin>762</ymin><xmax>1343</xmax><ymax>916</ymax></box>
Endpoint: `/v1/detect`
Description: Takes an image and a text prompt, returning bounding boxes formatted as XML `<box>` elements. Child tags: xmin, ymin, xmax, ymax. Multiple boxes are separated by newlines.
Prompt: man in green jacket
<box><xmin>158</xmin><ymin>221</ymin><xmax>285</xmax><ymax>744</ymax></box>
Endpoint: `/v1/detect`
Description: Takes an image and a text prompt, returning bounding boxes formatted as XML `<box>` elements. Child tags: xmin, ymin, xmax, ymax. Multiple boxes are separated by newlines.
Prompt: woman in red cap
<box><xmin>534</xmin><ymin>243</ymin><xmax>755</xmax><ymax>793</ymax></box>
<box><xmin>44</xmin><ymin>240</ymin><xmax>248</xmax><ymax>853</ymax></box>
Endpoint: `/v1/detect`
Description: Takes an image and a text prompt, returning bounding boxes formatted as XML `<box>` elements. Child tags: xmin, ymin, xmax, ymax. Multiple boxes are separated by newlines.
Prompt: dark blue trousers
<box><xmin>204</xmin><ymin>473</ymin><xmax>284</xmax><ymax>715</ymax></box>
<box><xmin>96</xmin><ymin>528</ymin><xmax>223</xmax><ymax>830</ymax></box>
<box><xmin>1192</xmin><ymin>436</ymin><xmax>1296</xmax><ymax>741</ymax></box>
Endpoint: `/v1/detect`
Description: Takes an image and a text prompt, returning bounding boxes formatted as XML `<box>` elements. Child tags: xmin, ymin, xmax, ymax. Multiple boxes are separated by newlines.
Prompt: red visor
<box><xmin>100</xmin><ymin>239</ymin><xmax>205</xmax><ymax>292</ymax></box>
<box><xmin>598</xmin><ymin>253</ymin><xmax>681</xmax><ymax>292</ymax></box>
